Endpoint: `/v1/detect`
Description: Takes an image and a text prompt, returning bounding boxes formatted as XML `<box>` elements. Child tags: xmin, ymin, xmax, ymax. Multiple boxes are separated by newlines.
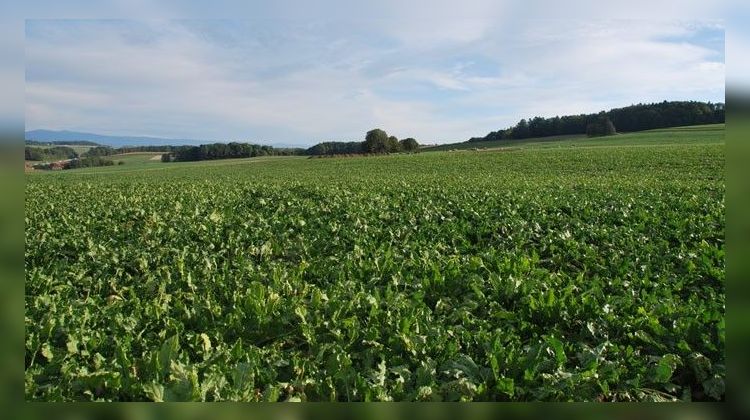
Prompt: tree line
<box><xmin>66</xmin><ymin>156</ymin><xmax>116</xmax><ymax>169</ymax></box>
<box><xmin>305</xmin><ymin>129</ymin><xmax>419</xmax><ymax>156</ymax></box>
<box><xmin>161</xmin><ymin>143</ymin><xmax>304</xmax><ymax>162</ymax></box>
<box><xmin>161</xmin><ymin>129</ymin><xmax>420</xmax><ymax>162</ymax></box>
<box><xmin>469</xmin><ymin>100</ymin><xmax>724</xmax><ymax>142</ymax></box>
<box><xmin>29</xmin><ymin>156</ymin><xmax>117</xmax><ymax>170</ymax></box>
<box><xmin>26</xmin><ymin>145</ymin><xmax>124</xmax><ymax>170</ymax></box>
<box><xmin>25</xmin><ymin>144</ymin><xmax>173</xmax><ymax>161</ymax></box>
<box><xmin>27</xmin><ymin>129</ymin><xmax>422</xmax><ymax>166</ymax></box>
<box><xmin>81</xmin><ymin>145</ymin><xmax>193</xmax><ymax>157</ymax></box>
<box><xmin>25</xmin><ymin>146</ymin><xmax>79</xmax><ymax>161</ymax></box>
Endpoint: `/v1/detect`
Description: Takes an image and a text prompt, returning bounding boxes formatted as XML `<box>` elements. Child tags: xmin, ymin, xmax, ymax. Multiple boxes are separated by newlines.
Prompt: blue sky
<box><xmin>25</xmin><ymin>17</ymin><xmax>725</xmax><ymax>146</ymax></box>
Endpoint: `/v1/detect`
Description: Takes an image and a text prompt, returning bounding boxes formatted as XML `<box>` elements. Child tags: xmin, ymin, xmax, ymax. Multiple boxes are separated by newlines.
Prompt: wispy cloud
<box><xmin>25</xmin><ymin>18</ymin><xmax>724</xmax><ymax>145</ymax></box>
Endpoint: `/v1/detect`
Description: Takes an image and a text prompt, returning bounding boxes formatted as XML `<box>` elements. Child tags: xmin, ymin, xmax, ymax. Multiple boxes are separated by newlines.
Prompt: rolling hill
<box><xmin>24</xmin><ymin>129</ymin><xmax>210</xmax><ymax>148</ymax></box>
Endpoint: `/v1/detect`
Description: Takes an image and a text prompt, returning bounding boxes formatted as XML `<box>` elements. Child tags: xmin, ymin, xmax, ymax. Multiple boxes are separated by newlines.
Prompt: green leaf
<box><xmin>144</xmin><ymin>383</ymin><xmax>165</xmax><ymax>402</ymax></box>
<box><xmin>159</xmin><ymin>335</ymin><xmax>180</xmax><ymax>377</ymax></box>
<box><xmin>263</xmin><ymin>385</ymin><xmax>280</xmax><ymax>402</ymax></box>
<box><xmin>164</xmin><ymin>362</ymin><xmax>201</xmax><ymax>402</ymax></box>
<box><xmin>41</xmin><ymin>343</ymin><xmax>53</xmax><ymax>361</ymax></box>
<box><xmin>66</xmin><ymin>338</ymin><xmax>79</xmax><ymax>354</ymax></box>
<box><xmin>546</xmin><ymin>336</ymin><xmax>566</xmax><ymax>366</ymax></box>
<box><xmin>208</xmin><ymin>210</ymin><xmax>222</xmax><ymax>223</ymax></box>
<box><xmin>496</xmin><ymin>377</ymin><xmax>515</xmax><ymax>397</ymax></box>
<box><xmin>650</xmin><ymin>354</ymin><xmax>681</xmax><ymax>384</ymax></box>
<box><xmin>198</xmin><ymin>333</ymin><xmax>212</xmax><ymax>355</ymax></box>
<box><xmin>702</xmin><ymin>375</ymin><xmax>724</xmax><ymax>400</ymax></box>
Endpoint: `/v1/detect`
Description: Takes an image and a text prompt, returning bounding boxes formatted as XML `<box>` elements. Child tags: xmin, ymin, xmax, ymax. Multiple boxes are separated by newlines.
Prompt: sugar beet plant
<box><xmin>25</xmin><ymin>141</ymin><xmax>725</xmax><ymax>401</ymax></box>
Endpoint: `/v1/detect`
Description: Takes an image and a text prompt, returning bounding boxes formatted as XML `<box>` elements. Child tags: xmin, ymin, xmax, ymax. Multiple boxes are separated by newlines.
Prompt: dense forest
<box><xmin>162</xmin><ymin>143</ymin><xmax>304</xmax><ymax>162</ymax></box>
<box><xmin>469</xmin><ymin>101</ymin><xmax>724</xmax><ymax>142</ymax></box>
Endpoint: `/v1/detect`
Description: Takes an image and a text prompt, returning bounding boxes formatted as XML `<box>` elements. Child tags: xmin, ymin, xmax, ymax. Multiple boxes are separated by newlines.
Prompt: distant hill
<box><xmin>25</xmin><ymin>130</ymin><xmax>218</xmax><ymax>148</ymax></box>
<box><xmin>26</xmin><ymin>139</ymin><xmax>101</xmax><ymax>147</ymax></box>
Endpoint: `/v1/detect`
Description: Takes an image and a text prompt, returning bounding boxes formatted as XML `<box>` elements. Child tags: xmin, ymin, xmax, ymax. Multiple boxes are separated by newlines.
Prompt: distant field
<box><xmin>110</xmin><ymin>152</ymin><xmax>166</xmax><ymax>166</ymax></box>
<box><xmin>421</xmin><ymin>123</ymin><xmax>724</xmax><ymax>152</ymax></box>
<box><xmin>25</xmin><ymin>125</ymin><xmax>725</xmax><ymax>401</ymax></box>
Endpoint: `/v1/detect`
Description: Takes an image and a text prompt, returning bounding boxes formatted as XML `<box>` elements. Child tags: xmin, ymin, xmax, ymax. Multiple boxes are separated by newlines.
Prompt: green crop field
<box><xmin>109</xmin><ymin>152</ymin><xmax>167</xmax><ymax>166</ymax></box>
<box><xmin>25</xmin><ymin>125</ymin><xmax>725</xmax><ymax>401</ymax></box>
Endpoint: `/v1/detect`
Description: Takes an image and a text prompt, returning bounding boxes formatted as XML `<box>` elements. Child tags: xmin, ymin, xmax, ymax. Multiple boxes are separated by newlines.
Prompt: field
<box><xmin>109</xmin><ymin>152</ymin><xmax>166</xmax><ymax>166</ymax></box>
<box><xmin>24</xmin><ymin>125</ymin><xmax>725</xmax><ymax>401</ymax></box>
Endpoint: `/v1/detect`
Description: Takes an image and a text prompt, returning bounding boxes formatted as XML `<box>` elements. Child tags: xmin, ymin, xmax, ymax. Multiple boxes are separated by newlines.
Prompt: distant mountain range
<box><xmin>25</xmin><ymin>129</ymin><xmax>303</xmax><ymax>148</ymax></box>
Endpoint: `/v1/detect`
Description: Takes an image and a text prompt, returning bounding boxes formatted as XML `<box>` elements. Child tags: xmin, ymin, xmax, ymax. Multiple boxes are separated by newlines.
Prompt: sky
<box><xmin>25</xmin><ymin>16</ymin><xmax>725</xmax><ymax>146</ymax></box>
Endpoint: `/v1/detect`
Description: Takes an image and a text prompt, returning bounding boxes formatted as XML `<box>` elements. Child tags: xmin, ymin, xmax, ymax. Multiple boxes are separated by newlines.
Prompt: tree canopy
<box><xmin>307</xmin><ymin>129</ymin><xmax>420</xmax><ymax>156</ymax></box>
<box><xmin>83</xmin><ymin>146</ymin><xmax>117</xmax><ymax>157</ymax></box>
<box><xmin>364</xmin><ymin>129</ymin><xmax>390</xmax><ymax>154</ymax></box>
<box><xmin>400</xmin><ymin>138</ymin><xmax>419</xmax><ymax>152</ymax></box>
<box><xmin>306</xmin><ymin>141</ymin><xmax>364</xmax><ymax>156</ymax></box>
<box><xmin>24</xmin><ymin>146</ymin><xmax>78</xmax><ymax>161</ymax></box>
<box><xmin>586</xmin><ymin>114</ymin><xmax>617</xmax><ymax>137</ymax></box>
<box><xmin>163</xmin><ymin>143</ymin><xmax>303</xmax><ymax>162</ymax></box>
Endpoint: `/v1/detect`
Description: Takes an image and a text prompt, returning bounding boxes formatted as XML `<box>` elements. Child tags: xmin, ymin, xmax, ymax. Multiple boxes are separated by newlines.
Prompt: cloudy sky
<box><xmin>25</xmin><ymin>17</ymin><xmax>724</xmax><ymax>146</ymax></box>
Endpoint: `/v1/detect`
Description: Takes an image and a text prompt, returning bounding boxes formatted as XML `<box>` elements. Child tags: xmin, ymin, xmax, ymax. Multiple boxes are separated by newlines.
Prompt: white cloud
<box><xmin>25</xmin><ymin>18</ymin><xmax>724</xmax><ymax>145</ymax></box>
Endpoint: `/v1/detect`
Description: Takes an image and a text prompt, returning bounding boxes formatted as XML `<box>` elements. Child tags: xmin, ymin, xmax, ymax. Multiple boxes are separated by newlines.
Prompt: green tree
<box><xmin>364</xmin><ymin>129</ymin><xmax>389</xmax><ymax>154</ymax></box>
<box><xmin>83</xmin><ymin>146</ymin><xmax>116</xmax><ymax>157</ymax></box>
<box><xmin>387</xmin><ymin>136</ymin><xmax>401</xmax><ymax>153</ymax></box>
<box><xmin>513</xmin><ymin>119</ymin><xmax>530</xmax><ymax>139</ymax></box>
<box><xmin>399</xmin><ymin>138</ymin><xmax>419</xmax><ymax>152</ymax></box>
<box><xmin>586</xmin><ymin>114</ymin><xmax>617</xmax><ymax>137</ymax></box>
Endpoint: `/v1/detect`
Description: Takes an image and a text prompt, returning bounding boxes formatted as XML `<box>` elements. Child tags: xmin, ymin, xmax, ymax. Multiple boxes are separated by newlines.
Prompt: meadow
<box><xmin>24</xmin><ymin>125</ymin><xmax>725</xmax><ymax>401</ymax></box>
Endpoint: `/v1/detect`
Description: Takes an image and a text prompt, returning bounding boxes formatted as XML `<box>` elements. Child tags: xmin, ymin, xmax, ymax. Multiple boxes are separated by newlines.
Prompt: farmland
<box><xmin>24</xmin><ymin>125</ymin><xmax>725</xmax><ymax>401</ymax></box>
<box><xmin>109</xmin><ymin>152</ymin><xmax>166</xmax><ymax>166</ymax></box>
